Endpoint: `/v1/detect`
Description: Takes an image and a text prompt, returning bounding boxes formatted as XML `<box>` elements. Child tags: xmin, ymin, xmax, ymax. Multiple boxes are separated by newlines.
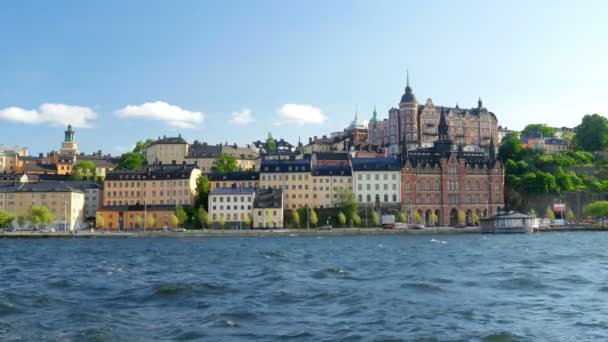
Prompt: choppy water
<box><xmin>1</xmin><ymin>233</ymin><xmax>608</xmax><ymax>341</ymax></box>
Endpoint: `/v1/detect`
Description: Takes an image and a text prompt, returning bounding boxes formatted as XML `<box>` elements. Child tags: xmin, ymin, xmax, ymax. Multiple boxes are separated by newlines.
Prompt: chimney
<box><xmin>172</xmin><ymin>160</ymin><xmax>176</xmax><ymax>165</ymax></box>
<box><xmin>98</xmin><ymin>149</ymin><xmax>102</xmax><ymax>156</ymax></box>
<box><xmin>39</xmin><ymin>153</ymin><xmax>43</xmax><ymax>158</ymax></box>
<box><xmin>314</xmin><ymin>136</ymin><xmax>317</xmax><ymax>140</ymax></box>
<box><xmin>309</xmin><ymin>137</ymin><xmax>312</xmax><ymax>144</ymax></box>
<box><xmin>322</xmin><ymin>135</ymin><xmax>326</xmax><ymax>139</ymax></box>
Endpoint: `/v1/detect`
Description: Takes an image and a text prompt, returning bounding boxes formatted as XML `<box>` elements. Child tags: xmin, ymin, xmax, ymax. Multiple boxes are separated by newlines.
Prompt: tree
<box><xmin>134</xmin><ymin>215</ymin><xmax>143</xmax><ymax>229</ymax></box>
<box><xmin>498</xmin><ymin>133</ymin><xmax>522</xmax><ymax>161</ymax></box>
<box><xmin>309</xmin><ymin>209</ymin><xmax>318</xmax><ymax>227</ymax></box>
<box><xmin>352</xmin><ymin>213</ymin><xmax>361</xmax><ymax>226</ymax></box>
<box><xmin>457</xmin><ymin>211</ymin><xmax>466</xmax><ymax>224</ymax></box>
<box><xmin>574</xmin><ymin>114</ymin><xmax>608</xmax><ymax>151</ymax></box>
<box><xmin>146</xmin><ymin>215</ymin><xmax>156</xmax><ymax>229</ymax></box>
<box><xmin>71</xmin><ymin>161</ymin><xmax>97</xmax><ymax>180</ymax></box>
<box><xmin>196</xmin><ymin>207</ymin><xmax>209</xmax><ymax>229</ymax></box>
<box><xmin>118</xmin><ymin>152</ymin><xmax>143</xmax><ymax>170</ymax></box>
<box><xmin>218</xmin><ymin>215</ymin><xmax>225</xmax><ymax>229</ymax></box>
<box><xmin>266</xmin><ymin>132</ymin><xmax>277</xmax><ymax>151</ymax></box>
<box><xmin>16</xmin><ymin>215</ymin><xmax>26</xmax><ymax>230</ymax></box>
<box><xmin>205</xmin><ymin>215</ymin><xmax>212</xmax><ymax>228</ymax></box>
<box><xmin>546</xmin><ymin>206</ymin><xmax>556</xmax><ymax>222</ymax></box>
<box><xmin>175</xmin><ymin>205</ymin><xmax>188</xmax><ymax>225</ymax></box>
<box><xmin>291</xmin><ymin>209</ymin><xmax>300</xmax><ymax>228</ymax></box>
<box><xmin>133</xmin><ymin>138</ymin><xmax>154</xmax><ymax>157</ymax></box>
<box><xmin>243</xmin><ymin>213</ymin><xmax>251</xmax><ymax>228</ymax></box>
<box><xmin>528</xmin><ymin>208</ymin><xmax>537</xmax><ymax>217</ymax></box>
<box><xmin>414</xmin><ymin>211</ymin><xmax>422</xmax><ymax>224</ymax></box>
<box><xmin>335</xmin><ymin>188</ymin><xmax>359</xmax><ymax>220</ymax></box>
<box><xmin>584</xmin><ymin>201</ymin><xmax>608</xmax><ymax>218</ymax></box>
<box><xmin>567</xmin><ymin>209</ymin><xmax>575</xmax><ymax>223</ymax></box>
<box><xmin>472</xmin><ymin>213</ymin><xmax>480</xmax><ymax>225</ymax></box>
<box><xmin>521</xmin><ymin>124</ymin><xmax>556</xmax><ymax>138</ymax></box>
<box><xmin>28</xmin><ymin>206</ymin><xmax>53</xmax><ymax>229</ymax></box>
<box><xmin>0</xmin><ymin>209</ymin><xmax>15</xmax><ymax>228</ymax></box>
<box><xmin>265</xmin><ymin>211</ymin><xmax>273</xmax><ymax>227</ymax></box>
<box><xmin>169</xmin><ymin>214</ymin><xmax>179</xmax><ymax>228</ymax></box>
<box><xmin>398</xmin><ymin>211</ymin><xmax>407</xmax><ymax>223</ymax></box>
<box><xmin>95</xmin><ymin>214</ymin><xmax>105</xmax><ymax>229</ymax></box>
<box><xmin>432</xmin><ymin>212</ymin><xmax>439</xmax><ymax>226</ymax></box>
<box><xmin>371</xmin><ymin>211</ymin><xmax>380</xmax><ymax>226</ymax></box>
<box><xmin>338</xmin><ymin>211</ymin><xmax>347</xmax><ymax>227</ymax></box>
<box><xmin>195</xmin><ymin>175</ymin><xmax>211</xmax><ymax>210</ymax></box>
<box><xmin>212</xmin><ymin>153</ymin><xmax>238</xmax><ymax>173</ymax></box>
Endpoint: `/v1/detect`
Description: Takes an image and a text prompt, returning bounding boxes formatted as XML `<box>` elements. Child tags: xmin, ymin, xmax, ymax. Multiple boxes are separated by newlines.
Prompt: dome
<box><xmin>347</xmin><ymin>118</ymin><xmax>366</xmax><ymax>130</ymax></box>
<box><xmin>400</xmin><ymin>85</ymin><xmax>417</xmax><ymax>103</ymax></box>
<box><xmin>368</xmin><ymin>106</ymin><xmax>379</xmax><ymax>125</ymax></box>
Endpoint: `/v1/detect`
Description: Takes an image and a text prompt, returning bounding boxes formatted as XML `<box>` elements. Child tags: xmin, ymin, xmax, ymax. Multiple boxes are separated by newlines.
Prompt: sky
<box><xmin>1</xmin><ymin>0</ymin><xmax>607</xmax><ymax>155</ymax></box>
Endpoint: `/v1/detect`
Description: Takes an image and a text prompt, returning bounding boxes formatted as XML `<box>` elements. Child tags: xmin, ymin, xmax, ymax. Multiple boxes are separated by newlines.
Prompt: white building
<box><xmin>209</xmin><ymin>187</ymin><xmax>255</xmax><ymax>229</ymax></box>
<box><xmin>62</xmin><ymin>181</ymin><xmax>103</xmax><ymax>221</ymax></box>
<box><xmin>351</xmin><ymin>158</ymin><xmax>402</xmax><ymax>205</ymax></box>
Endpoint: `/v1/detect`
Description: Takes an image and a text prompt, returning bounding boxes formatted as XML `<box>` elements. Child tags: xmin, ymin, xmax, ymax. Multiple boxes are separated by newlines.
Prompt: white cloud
<box><xmin>276</xmin><ymin>104</ymin><xmax>326</xmax><ymax>125</ymax></box>
<box><xmin>114</xmin><ymin>101</ymin><xmax>204</xmax><ymax>128</ymax></box>
<box><xmin>230</xmin><ymin>108</ymin><xmax>254</xmax><ymax>125</ymax></box>
<box><xmin>0</xmin><ymin>103</ymin><xmax>97</xmax><ymax>127</ymax></box>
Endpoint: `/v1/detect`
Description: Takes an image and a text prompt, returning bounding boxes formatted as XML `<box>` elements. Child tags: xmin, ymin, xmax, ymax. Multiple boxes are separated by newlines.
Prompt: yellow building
<box><xmin>96</xmin><ymin>204</ymin><xmax>176</xmax><ymax>230</ymax></box>
<box><xmin>0</xmin><ymin>181</ymin><xmax>85</xmax><ymax>231</ymax></box>
<box><xmin>220</xmin><ymin>145</ymin><xmax>259</xmax><ymax>171</ymax></box>
<box><xmin>252</xmin><ymin>188</ymin><xmax>283</xmax><ymax>229</ymax></box>
<box><xmin>208</xmin><ymin>172</ymin><xmax>259</xmax><ymax>191</ymax></box>
<box><xmin>103</xmin><ymin>163</ymin><xmax>201</xmax><ymax>206</ymax></box>
<box><xmin>185</xmin><ymin>142</ymin><xmax>259</xmax><ymax>173</ymax></box>
<box><xmin>311</xmin><ymin>166</ymin><xmax>353</xmax><ymax>209</ymax></box>
<box><xmin>145</xmin><ymin>135</ymin><xmax>189</xmax><ymax>165</ymax></box>
<box><xmin>0</xmin><ymin>145</ymin><xmax>28</xmax><ymax>173</ymax></box>
<box><xmin>259</xmin><ymin>159</ymin><xmax>312</xmax><ymax>210</ymax></box>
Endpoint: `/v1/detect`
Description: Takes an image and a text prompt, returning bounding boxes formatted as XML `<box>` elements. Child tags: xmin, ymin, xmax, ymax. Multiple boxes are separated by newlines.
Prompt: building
<box><xmin>302</xmin><ymin>135</ymin><xmax>347</xmax><ymax>154</ymax></box>
<box><xmin>0</xmin><ymin>181</ymin><xmax>85</xmax><ymax>231</ymax></box>
<box><xmin>544</xmin><ymin>138</ymin><xmax>569</xmax><ymax>154</ymax></box>
<box><xmin>0</xmin><ymin>173</ymin><xmax>30</xmax><ymax>185</ymax></box>
<box><xmin>311</xmin><ymin>165</ymin><xmax>352</xmax><ymax>208</ymax></box>
<box><xmin>400</xmin><ymin>108</ymin><xmax>504</xmax><ymax>226</ymax></box>
<box><xmin>145</xmin><ymin>135</ymin><xmax>189</xmax><ymax>165</ymax></box>
<box><xmin>368</xmin><ymin>73</ymin><xmax>499</xmax><ymax>156</ymax></box>
<box><xmin>311</xmin><ymin>152</ymin><xmax>350</xmax><ymax>167</ymax></box>
<box><xmin>0</xmin><ymin>145</ymin><xmax>28</xmax><ymax>173</ymax></box>
<box><xmin>59</xmin><ymin>180</ymin><xmax>103</xmax><ymax>221</ymax></box>
<box><xmin>220</xmin><ymin>144</ymin><xmax>259</xmax><ymax>171</ymax></box>
<box><xmin>498</xmin><ymin>126</ymin><xmax>516</xmax><ymax>143</ymax></box>
<box><xmin>520</xmin><ymin>129</ymin><xmax>545</xmax><ymax>150</ymax></box>
<box><xmin>253</xmin><ymin>188</ymin><xmax>283</xmax><ymax>229</ymax></box>
<box><xmin>76</xmin><ymin>151</ymin><xmax>119</xmax><ymax>179</ymax></box>
<box><xmin>253</xmin><ymin>137</ymin><xmax>295</xmax><ymax>153</ymax></box>
<box><xmin>60</xmin><ymin>125</ymin><xmax>79</xmax><ymax>158</ymax></box>
<box><xmin>208</xmin><ymin>187</ymin><xmax>255</xmax><ymax>229</ymax></box>
<box><xmin>96</xmin><ymin>204</ymin><xmax>176</xmax><ymax>230</ymax></box>
<box><xmin>259</xmin><ymin>158</ymin><xmax>312</xmax><ymax>210</ymax></box>
<box><xmin>208</xmin><ymin>172</ymin><xmax>260</xmax><ymax>191</ymax></box>
<box><xmin>185</xmin><ymin>142</ymin><xmax>222</xmax><ymax>173</ymax></box>
<box><xmin>103</xmin><ymin>163</ymin><xmax>201</xmax><ymax>207</ymax></box>
<box><xmin>351</xmin><ymin>158</ymin><xmax>401</xmax><ymax>205</ymax></box>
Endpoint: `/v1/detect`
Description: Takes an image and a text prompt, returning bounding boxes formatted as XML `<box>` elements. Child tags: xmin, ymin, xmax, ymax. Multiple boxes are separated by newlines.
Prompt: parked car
<box><xmin>394</xmin><ymin>223</ymin><xmax>409</xmax><ymax>230</ymax></box>
<box><xmin>172</xmin><ymin>228</ymin><xmax>187</xmax><ymax>232</ymax></box>
<box><xmin>318</xmin><ymin>225</ymin><xmax>333</xmax><ymax>231</ymax></box>
<box><xmin>41</xmin><ymin>228</ymin><xmax>56</xmax><ymax>232</ymax></box>
<box><xmin>413</xmin><ymin>224</ymin><xmax>425</xmax><ymax>229</ymax></box>
<box><xmin>454</xmin><ymin>223</ymin><xmax>466</xmax><ymax>228</ymax></box>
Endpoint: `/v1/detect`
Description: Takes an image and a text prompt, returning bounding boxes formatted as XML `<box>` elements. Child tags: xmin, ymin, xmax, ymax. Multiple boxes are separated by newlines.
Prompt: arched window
<box><xmin>466</xmin><ymin>181</ymin><xmax>471</xmax><ymax>191</ymax></box>
<box><xmin>416</xmin><ymin>181</ymin><xmax>422</xmax><ymax>191</ymax></box>
<box><xmin>466</xmin><ymin>194</ymin><xmax>471</xmax><ymax>204</ymax></box>
<box><xmin>425</xmin><ymin>180</ymin><xmax>431</xmax><ymax>191</ymax></box>
<box><xmin>473</xmin><ymin>180</ymin><xmax>479</xmax><ymax>191</ymax></box>
<box><xmin>494</xmin><ymin>182</ymin><xmax>500</xmax><ymax>191</ymax></box>
<box><xmin>434</xmin><ymin>180</ymin><xmax>440</xmax><ymax>191</ymax></box>
<box><xmin>416</xmin><ymin>194</ymin><xmax>422</xmax><ymax>204</ymax></box>
<box><xmin>483</xmin><ymin>180</ymin><xmax>488</xmax><ymax>190</ymax></box>
<box><xmin>426</xmin><ymin>194</ymin><xmax>431</xmax><ymax>204</ymax></box>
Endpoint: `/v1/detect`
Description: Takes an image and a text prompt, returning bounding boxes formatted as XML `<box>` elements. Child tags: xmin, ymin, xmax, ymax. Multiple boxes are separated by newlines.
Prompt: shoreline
<box><xmin>0</xmin><ymin>226</ymin><xmax>605</xmax><ymax>239</ymax></box>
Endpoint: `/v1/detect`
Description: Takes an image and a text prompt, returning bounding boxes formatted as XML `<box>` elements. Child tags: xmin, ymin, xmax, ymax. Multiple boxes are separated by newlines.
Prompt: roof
<box><xmin>312</xmin><ymin>165</ymin><xmax>352</xmax><ymax>176</ymax></box>
<box><xmin>186</xmin><ymin>143</ymin><xmax>222</xmax><ymax>158</ymax></box>
<box><xmin>314</xmin><ymin>152</ymin><xmax>349</xmax><ymax>161</ymax></box>
<box><xmin>105</xmin><ymin>164</ymin><xmax>199</xmax><ymax>180</ymax></box>
<box><xmin>149</xmin><ymin>135</ymin><xmax>188</xmax><ymax>146</ymax></box>
<box><xmin>97</xmin><ymin>204</ymin><xmax>182</xmax><ymax>212</ymax></box>
<box><xmin>210</xmin><ymin>187</ymin><xmax>256</xmax><ymax>195</ymax></box>
<box><xmin>260</xmin><ymin>159</ymin><xmax>311</xmax><ymax>173</ymax></box>
<box><xmin>77</xmin><ymin>156</ymin><xmax>118</xmax><ymax>168</ymax></box>
<box><xmin>36</xmin><ymin>174</ymin><xmax>71</xmax><ymax>182</ymax></box>
<box><xmin>221</xmin><ymin>145</ymin><xmax>259</xmax><ymax>160</ymax></box>
<box><xmin>54</xmin><ymin>180</ymin><xmax>103</xmax><ymax>190</ymax></box>
<box><xmin>545</xmin><ymin>138</ymin><xmax>568</xmax><ymax>145</ymax></box>
<box><xmin>253</xmin><ymin>188</ymin><xmax>283</xmax><ymax>209</ymax></box>
<box><xmin>0</xmin><ymin>181</ymin><xmax>83</xmax><ymax>193</ymax></box>
<box><xmin>0</xmin><ymin>174</ymin><xmax>25</xmax><ymax>181</ymax></box>
<box><xmin>23</xmin><ymin>163</ymin><xmax>57</xmax><ymax>173</ymax></box>
<box><xmin>482</xmin><ymin>210</ymin><xmax>534</xmax><ymax>220</ymax></box>
<box><xmin>207</xmin><ymin>171</ymin><xmax>260</xmax><ymax>181</ymax></box>
<box><xmin>351</xmin><ymin>158</ymin><xmax>401</xmax><ymax>171</ymax></box>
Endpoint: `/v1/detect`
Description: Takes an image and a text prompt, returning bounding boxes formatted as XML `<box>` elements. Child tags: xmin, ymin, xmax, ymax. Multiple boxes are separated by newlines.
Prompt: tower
<box><xmin>60</xmin><ymin>124</ymin><xmax>79</xmax><ymax>157</ymax></box>
<box><xmin>398</xmin><ymin>70</ymin><xmax>419</xmax><ymax>150</ymax></box>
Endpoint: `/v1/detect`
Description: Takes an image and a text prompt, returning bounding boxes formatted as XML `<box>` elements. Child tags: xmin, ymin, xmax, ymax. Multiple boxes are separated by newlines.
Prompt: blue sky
<box><xmin>1</xmin><ymin>0</ymin><xmax>607</xmax><ymax>155</ymax></box>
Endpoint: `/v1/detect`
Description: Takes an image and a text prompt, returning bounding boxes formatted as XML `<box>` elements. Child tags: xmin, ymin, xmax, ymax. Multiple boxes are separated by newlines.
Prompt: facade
<box><xmin>60</xmin><ymin>180</ymin><xmax>103</xmax><ymax>220</ymax></box>
<box><xmin>311</xmin><ymin>165</ymin><xmax>352</xmax><ymax>208</ymax></box>
<box><xmin>220</xmin><ymin>145</ymin><xmax>259</xmax><ymax>171</ymax></box>
<box><xmin>208</xmin><ymin>172</ymin><xmax>260</xmax><ymax>191</ymax></box>
<box><xmin>311</xmin><ymin>152</ymin><xmax>350</xmax><ymax>167</ymax></box>
<box><xmin>352</xmin><ymin>158</ymin><xmax>401</xmax><ymax>205</ymax></box>
<box><xmin>96</xmin><ymin>204</ymin><xmax>176</xmax><ymax>230</ymax></box>
<box><xmin>208</xmin><ymin>187</ymin><xmax>255</xmax><ymax>228</ymax></box>
<box><xmin>544</xmin><ymin>138</ymin><xmax>568</xmax><ymax>154</ymax></box>
<box><xmin>0</xmin><ymin>182</ymin><xmax>85</xmax><ymax>231</ymax></box>
<box><xmin>0</xmin><ymin>145</ymin><xmax>28</xmax><ymax>173</ymax></box>
<box><xmin>259</xmin><ymin>158</ymin><xmax>312</xmax><ymax>210</ymax></box>
<box><xmin>400</xmin><ymin>109</ymin><xmax>504</xmax><ymax>226</ymax></box>
<box><xmin>76</xmin><ymin>152</ymin><xmax>118</xmax><ymax>179</ymax></box>
<box><xmin>103</xmin><ymin>163</ymin><xmax>201</xmax><ymax>206</ymax></box>
<box><xmin>303</xmin><ymin>135</ymin><xmax>347</xmax><ymax>154</ymax></box>
<box><xmin>252</xmin><ymin>188</ymin><xmax>283</xmax><ymax>229</ymax></box>
<box><xmin>368</xmin><ymin>74</ymin><xmax>499</xmax><ymax>156</ymax></box>
<box><xmin>145</xmin><ymin>135</ymin><xmax>189</xmax><ymax>165</ymax></box>
<box><xmin>185</xmin><ymin>142</ymin><xmax>221</xmax><ymax>173</ymax></box>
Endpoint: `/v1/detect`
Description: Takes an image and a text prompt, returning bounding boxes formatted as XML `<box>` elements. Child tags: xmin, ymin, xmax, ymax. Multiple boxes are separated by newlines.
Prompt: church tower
<box><xmin>60</xmin><ymin>124</ymin><xmax>79</xmax><ymax>157</ymax></box>
<box><xmin>398</xmin><ymin>70</ymin><xmax>419</xmax><ymax>150</ymax></box>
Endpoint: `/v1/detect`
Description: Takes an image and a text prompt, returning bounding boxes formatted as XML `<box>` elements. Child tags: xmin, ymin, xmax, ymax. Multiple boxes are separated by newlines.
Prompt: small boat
<box><xmin>480</xmin><ymin>209</ymin><xmax>538</xmax><ymax>234</ymax></box>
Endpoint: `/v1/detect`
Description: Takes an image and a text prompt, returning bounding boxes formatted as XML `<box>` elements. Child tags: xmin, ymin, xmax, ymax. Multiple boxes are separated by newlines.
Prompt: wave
<box><xmin>400</xmin><ymin>282</ymin><xmax>444</xmax><ymax>293</ymax></box>
<box><xmin>311</xmin><ymin>267</ymin><xmax>351</xmax><ymax>279</ymax></box>
<box><xmin>482</xmin><ymin>331</ymin><xmax>523</xmax><ymax>342</ymax></box>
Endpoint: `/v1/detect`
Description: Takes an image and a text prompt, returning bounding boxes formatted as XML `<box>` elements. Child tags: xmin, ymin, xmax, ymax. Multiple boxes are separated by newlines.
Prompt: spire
<box><xmin>406</xmin><ymin>69</ymin><xmax>410</xmax><ymax>88</ymax></box>
<box><xmin>400</xmin><ymin>69</ymin><xmax>417</xmax><ymax>104</ymax></box>
<box><xmin>478</xmin><ymin>97</ymin><xmax>483</xmax><ymax>108</ymax></box>
<box><xmin>438</xmin><ymin>107</ymin><xmax>449</xmax><ymax>139</ymax></box>
<box><xmin>355</xmin><ymin>104</ymin><xmax>358</xmax><ymax>122</ymax></box>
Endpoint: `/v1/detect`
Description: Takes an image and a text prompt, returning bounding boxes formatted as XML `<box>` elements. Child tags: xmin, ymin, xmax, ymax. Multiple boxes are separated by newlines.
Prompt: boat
<box><xmin>479</xmin><ymin>209</ymin><xmax>539</xmax><ymax>234</ymax></box>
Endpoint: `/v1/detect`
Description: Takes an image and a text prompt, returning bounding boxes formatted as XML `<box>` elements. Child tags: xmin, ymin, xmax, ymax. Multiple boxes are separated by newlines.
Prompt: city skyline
<box><xmin>1</xmin><ymin>0</ymin><xmax>607</xmax><ymax>154</ymax></box>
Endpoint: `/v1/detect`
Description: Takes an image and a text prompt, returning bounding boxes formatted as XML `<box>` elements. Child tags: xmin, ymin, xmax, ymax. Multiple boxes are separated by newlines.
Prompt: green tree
<box><xmin>118</xmin><ymin>152</ymin><xmax>143</xmax><ymax>170</ymax></box>
<box><xmin>175</xmin><ymin>205</ymin><xmax>188</xmax><ymax>225</ymax></box>
<box><xmin>146</xmin><ymin>215</ymin><xmax>156</xmax><ymax>229</ymax></box>
<box><xmin>133</xmin><ymin>138</ymin><xmax>154</xmax><ymax>156</ymax></box>
<box><xmin>521</xmin><ymin>124</ymin><xmax>557</xmax><ymax>138</ymax></box>
<box><xmin>243</xmin><ymin>213</ymin><xmax>251</xmax><ymax>228</ymax></box>
<box><xmin>266</xmin><ymin>132</ymin><xmax>277</xmax><ymax>151</ymax></box>
<box><xmin>528</xmin><ymin>208</ymin><xmax>537</xmax><ymax>217</ymax></box>
<box><xmin>371</xmin><ymin>211</ymin><xmax>380</xmax><ymax>226</ymax></box>
<box><xmin>574</xmin><ymin>114</ymin><xmax>608</xmax><ymax>151</ymax></box>
<box><xmin>28</xmin><ymin>206</ymin><xmax>53</xmax><ymax>229</ymax></box>
<box><xmin>71</xmin><ymin>160</ymin><xmax>97</xmax><ymax>180</ymax></box>
<box><xmin>291</xmin><ymin>209</ymin><xmax>300</xmax><ymax>228</ymax></box>
<box><xmin>567</xmin><ymin>209</ymin><xmax>575</xmax><ymax>223</ymax></box>
<box><xmin>211</xmin><ymin>153</ymin><xmax>238</xmax><ymax>173</ymax></box>
<box><xmin>218</xmin><ymin>214</ymin><xmax>226</xmax><ymax>229</ymax></box>
<box><xmin>398</xmin><ymin>211</ymin><xmax>407</xmax><ymax>223</ymax></box>
<box><xmin>95</xmin><ymin>214</ymin><xmax>105</xmax><ymax>229</ymax></box>
<box><xmin>196</xmin><ymin>207</ymin><xmax>209</xmax><ymax>228</ymax></box>
<box><xmin>432</xmin><ymin>212</ymin><xmax>439</xmax><ymax>226</ymax></box>
<box><xmin>169</xmin><ymin>214</ymin><xmax>179</xmax><ymax>228</ymax></box>
<box><xmin>498</xmin><ymin>133</ymin><xmax>522</xmax><ymax>161</ymax></box>
<box><xmin>546</xmin><ymin>206</ymin><xmax>556</xmax><ymax>222</ymax></box>
<box><xmin>584</xmin><ymin>201</ymin><xmax>608</xmax><ymax>217</ymax></box>
<box><xmin>195</xmin><ymin>175</ymin><xmax>211</xmax><ymax>210</ymax></box>
<box><xmin>335</xmin><ymin>188</ymin><xmax>359</xmax><ymax>220</ymax></box>
<box><xmin>457</xmin><ymin>210</ymin><xmax>466</xmax><ymax>224</ymax></box>
<box><xmin>0</xmin><ymin>209</ymin><xmax>15</xmax><ymax>228</ymax></box>
<box><xmin>414</xmin><ymin>211</ymin><xmax>422</xmax><ymax>224</ymax></box>
<box><xmin>352</xmin><ymin>213</ymin><xmax>361</xmax><ymax>226</ymax></box>
<box><xmin>134</xmin><ymin>215</ymin><xmax>143</xmax><ymax>229</ymax></box>
<box><xmin>205</xmin><ymin>215</ymin><xmax>212</xmax><ymax>228</ymax></box>
<box><xmin>16</xmin><ymin>215</ymin><xmax>26</xmax><ymax>230</ymax></box>
<box><xmin>338</xmin><ymin>211</ymin><xmax>347</xmax><ymax>227</ymax></box>
<box><xmin>309</xmin><ymin>209</ymin><xmax>318</xmax><ymax>227</ymax></box>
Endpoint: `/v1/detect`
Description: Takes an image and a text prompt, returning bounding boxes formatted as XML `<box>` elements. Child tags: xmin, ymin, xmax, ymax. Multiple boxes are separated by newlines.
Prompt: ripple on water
<box><xmin>482</xmin><ymin>331</ymin><xmax>523</xmax><ymax>342</ymax></box>
<box><xmin>400</xmin><ymin>282</ymin><xmax>444</xmax><ymax>293</ymax></box>
<box><xmin>498</xmin><ymin>277</ymin><xmax>546</xmax><ymax>290</ymax></box>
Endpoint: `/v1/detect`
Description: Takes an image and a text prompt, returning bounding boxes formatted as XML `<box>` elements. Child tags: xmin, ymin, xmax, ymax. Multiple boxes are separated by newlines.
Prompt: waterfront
<box><xmin>2</xmin><ymin>233</ymin><xmax>608</xmax><ymax>341</ymax></box>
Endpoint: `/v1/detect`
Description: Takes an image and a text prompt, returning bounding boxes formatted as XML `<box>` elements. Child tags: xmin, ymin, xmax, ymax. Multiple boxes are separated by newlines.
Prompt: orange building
<box><xmin>96</xmin><ymin>204</ymin><xmax>176</xmax><ymax>230</ymax></box>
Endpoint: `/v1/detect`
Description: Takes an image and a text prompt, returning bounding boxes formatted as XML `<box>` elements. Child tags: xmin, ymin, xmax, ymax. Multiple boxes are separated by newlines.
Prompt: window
<box><xmin>383</xmin><ymin>194</ymin><xmax>388</xmax><ymax>202</ymax></box>
<box><xmin>366</xmin><ymin>194</ymin><xmax>371</xmax><ymax>202</ymax></box>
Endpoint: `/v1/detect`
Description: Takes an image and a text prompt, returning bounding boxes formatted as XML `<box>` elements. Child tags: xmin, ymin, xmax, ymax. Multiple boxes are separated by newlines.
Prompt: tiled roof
<box><xmin>186</xmin><ymin>143</ymin><xmax>222</xmax><ymax>158</ymax></box>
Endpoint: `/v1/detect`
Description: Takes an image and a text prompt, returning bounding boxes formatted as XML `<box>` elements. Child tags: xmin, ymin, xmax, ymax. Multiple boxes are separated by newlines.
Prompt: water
<box><xmin>1</xmin><ymin>232</ymin><xmax>607</xmax><ymax>341</ymax></box>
